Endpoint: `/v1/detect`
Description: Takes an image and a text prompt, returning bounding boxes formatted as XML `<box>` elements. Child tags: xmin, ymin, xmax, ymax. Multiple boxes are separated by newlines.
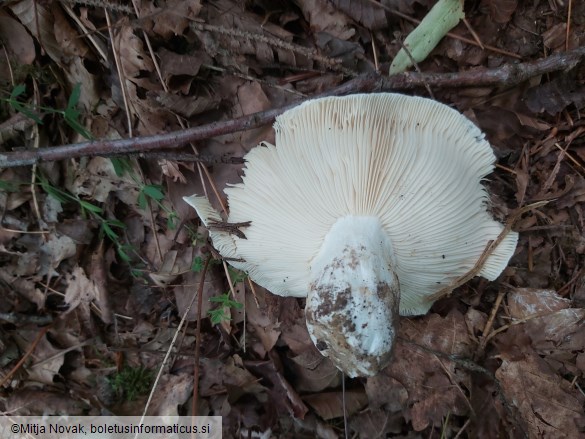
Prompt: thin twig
<box><xmin>0</xmin><ymin>325</ymin><xmax>51</xmax><ymax>388</ymax></box>
<box><xmin>2</xmin><ymin>47</ymin><xmax>585</xmax><ymax>168</ymax></box>
<box><xmin>478</xmin><ymin>289</ymin><xmax>506</xmax><ymax>352</ymax></box>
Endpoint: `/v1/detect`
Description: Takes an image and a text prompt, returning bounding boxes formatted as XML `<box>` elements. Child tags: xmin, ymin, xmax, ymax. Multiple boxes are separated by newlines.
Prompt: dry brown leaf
<box><xmin>484</xmin><ymin>0</ymin><xmax>518</xmax><ymax>24</ymax></box>
<box><xmin>289</xmin><ymin>348</ymin><xmax>340</xmax><ymax>392</ymax></box>
<box><xmin>381</xmin><ymin>310</ymin><xmax>474</xmax><ymax>431</ymax></box>
<box><xmin>303</xmin><ymin>389</ymin><xmax>368</xmax><ymax>420</ymax></box>
<box><xmin>4</xmin><ymin>388</ymin><xmax>90</xmax><ymax>415</ymax></box>
<box><xmin>365</xmin><ymin>374</ymin><xmax>408</xmax><ymax>412</ymax></box>
<box><xmin>246</xmin><ymin>358</ymin><xmax>309</xmax><ymax>419</ymax></box>
<box><xmin>148</xmin><ymin>0</ymin><xmax>202</xmax><ymax>39</ymax></box>
<box><xmin>147</xmin><ymin>91</ymin><xmax>219</xmax><ymax>118</ymax></box>
<box><xmin>542</xmin><ymin>23</ymin><xmax>567</xmax><ymax>50</ymax></box>
<box><xmin>496</xmin><ymin>352</ymin><xmax>585</xmax><ymax>438</ymax></box>
<box><xmin>331</xmin><ymin>0</ymin><xmax>387</xmax><ymax>30</ymax></box>
<box><xmin>157</xmin><ymin>48</ymin><xmax>209</xmax><ymax>80</ymax></box>
<box><xmin>9</xmin><ymin>0</ymin><xmax>61</xmax><ymax>65</ymax></box>
<box><xmin>525</xmin><ymin>75</ymin><xmax>585</xmax><ymax>115</ymax></box>
<box><xmin>52</xmin><ymin>3</ymin><xmax>88</xmax><ymax>58</ymax></box>
<box><xmin>296</xmin><ymin>0</ymin><xmax>355</xmax><ymax>40</ymax></box>
<box><xmin>349</xmin><ymin>409</ymin><xmax>404</xmax><ymax>438</ymax></box>
<box><xmin>245</xmin><ymin>287</ymin><xmax>281</xmax><ymax>357</ymax></box>
<box><xmin>173</xmin><ymin>247</ymin><xmax>225</xmax><ymax>321</ymax></box>
<box><xmin>0</xmin><ymin>11</ymin><xmax>35</xmax><ymax>83</ymax></box>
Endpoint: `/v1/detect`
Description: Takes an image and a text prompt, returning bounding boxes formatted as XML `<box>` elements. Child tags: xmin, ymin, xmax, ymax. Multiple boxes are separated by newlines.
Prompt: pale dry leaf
<box><xmin>64</xmin><ymin>266</ymin><xmax>99</xmax><ymax>315</ymax></box>
<box><xmin>69</xmin><ymin>157</ymin><xmax>140</xmax><ymax>209</ymax></box>
<box><xmin>150</xmin><ymin>248</ymin><xmax>185</xmax><ymax>287</ymax></box>
<box><xmin>0</xmin><ymin>270</ymin><xmax>45</xmax><ymax>308</ymax></box>
<box><xmin>496</xmin><ymin>352</ymin><xmax>585</xmax><ymax>438</ymax></box>
<box><xmin>145</xmin><ymin>373</ymin><xmax>194</xmax><ymax>416</ymax></box>
<box><xmin>14</xmin><ymin>332</ymin><xmax>64</xmax><ymax>385</ymax></box>
<box><xmin>40</xmin><ymin>234</ymin><xmax>77</xmax><ymax>277</ymax></box>
<box><xmin>114</xmin><ymin>23</ymin><xmax>154</xmax><ymax>79</ymax></box>
<box><xmin>507</xmin><ymin>288</ymin><xmax>570</xmax><ymax>319</ymax></box>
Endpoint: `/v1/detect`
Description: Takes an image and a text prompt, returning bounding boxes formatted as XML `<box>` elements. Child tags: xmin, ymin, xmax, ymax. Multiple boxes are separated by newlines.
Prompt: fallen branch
<box><xmin>1</xmin><ymin>46</ymin><xmax>584</xmax><ymax>168</ymax></box>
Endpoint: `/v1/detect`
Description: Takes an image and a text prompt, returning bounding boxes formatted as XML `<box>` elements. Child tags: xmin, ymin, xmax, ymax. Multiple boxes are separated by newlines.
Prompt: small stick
<box><xmin>478</xmin><ymin>289</ymin><xmax>506</xmax><ymax>352</ymax></box>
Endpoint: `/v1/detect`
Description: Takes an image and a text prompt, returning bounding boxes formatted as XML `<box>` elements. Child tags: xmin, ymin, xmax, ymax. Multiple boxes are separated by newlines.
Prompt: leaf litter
<box><xmin>0</xmin><ymin>0</ymin><xmax>584</xmax><ymax>438</ymax></box>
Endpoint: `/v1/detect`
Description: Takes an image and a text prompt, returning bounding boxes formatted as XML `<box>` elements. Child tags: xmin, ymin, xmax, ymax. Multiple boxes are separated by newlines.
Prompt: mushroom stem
<box><xmin>306</xmin><ymin>216</ymin><xmax>400</xmax><ymax>377</ymax></box>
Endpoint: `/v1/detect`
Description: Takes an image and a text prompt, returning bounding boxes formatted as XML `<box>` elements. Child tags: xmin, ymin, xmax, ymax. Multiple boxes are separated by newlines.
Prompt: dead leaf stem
<box><xmin>2</xmin><ymin>47</ymin><xmax>585</xmax><ymax>168</ymax></box>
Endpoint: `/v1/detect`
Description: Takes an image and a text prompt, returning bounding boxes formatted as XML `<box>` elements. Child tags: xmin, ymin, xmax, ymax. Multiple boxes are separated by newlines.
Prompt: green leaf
<box><xmin>208</xmin><ymin>308</ymin><xmax>228</xmax><ymax>325</ymax></box>
<box><xmin>66</xmin><ymin>83</ymin><xmax>82</xmax><ymax>113</ymax></box>
<box><xmin>191</xmin><ymin>256</ymin><xmax>204</xmax><ymax>272</ymax></box>
<box><xmin>142</xmin><ymin>184</ymin><xmax>165</xmax><ymax>201</ymax></box>
<box><xmin>40</xmin><ymin>181</ymin><xmax>70</xmax><ymax>203</ymax></box>
<box><xmin>79</xmin><ymin>199</ymin><xmax>103</xmax><ymax>213</ymax></box>
<box><xmin>101</xmin><ymin>221</ymin><xmax>119</xmax><ymax>241</ymax></box>
<box><xmin>110</xmin><ymin>158</ymin><xmax>133</xmax><ymax>177</ymax></box>
<box><xmin>116</xmin><ymin>246</ymin><xmax>132</xmax><ymax>263</ymax></box>
<box><xmin>0</xmin><ymin>180</ymin><xmax>18</xmax><ymax>192</ymax></box>
<box><xmin>389</xmin><ymin>0</ymin><xmax>464</xmax><ymax>74</ymax></box>
<box><xmin>137</xmin><ymin>191</ymin><xmax>147</xmax><ymax>210</ymax></box>
<box><xmin>11</xmin><ymin>100</ymin><xmax>43</xmax><ymax>124</ymax></box>
<box><xmin>10</xmin><ymin>84</ymin><xmax>26</xmax><ymax>99</ymax></box>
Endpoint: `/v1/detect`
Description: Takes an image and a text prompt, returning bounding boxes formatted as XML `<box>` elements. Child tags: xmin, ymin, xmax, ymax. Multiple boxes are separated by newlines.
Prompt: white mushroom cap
<box><xmin>184</xmin><ymin>93</ymin><xmax>518</xmax><ymax>376</ymax></box>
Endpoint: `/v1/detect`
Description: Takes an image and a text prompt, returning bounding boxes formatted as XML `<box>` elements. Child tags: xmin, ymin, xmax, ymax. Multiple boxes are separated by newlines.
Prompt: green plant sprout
<box><xmin>137</xmin><ymin>183</ymin><xmax>179</xmax><ymax>230</ymax></box>
<box><xmin>3</xmin><ymin>83</ymin><xmax>93</xmax><ymax>139</ymax></box>
<box><xmin>208</xmin><ymin>292</ymin><xmax>243</xmax><ymax>325</ymax></box>
<box><xmin>108</xmin><ymin>366</ymin><xmax>154</xmax><ymax>402</ymax></box>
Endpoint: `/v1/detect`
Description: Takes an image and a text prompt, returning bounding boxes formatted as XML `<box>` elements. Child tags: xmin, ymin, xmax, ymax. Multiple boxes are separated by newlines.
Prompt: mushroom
<box><xmin>184</xmin><ymin>93</ymin><xmax>518</xmax><ymax>377</ymax></box>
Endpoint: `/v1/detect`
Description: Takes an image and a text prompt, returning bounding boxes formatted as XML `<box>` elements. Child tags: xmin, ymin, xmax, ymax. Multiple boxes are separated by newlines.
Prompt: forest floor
<box><xmin>0</xmin><ymin>0</ymin><xmax>584</xmax><ymax>438</ymax></box>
